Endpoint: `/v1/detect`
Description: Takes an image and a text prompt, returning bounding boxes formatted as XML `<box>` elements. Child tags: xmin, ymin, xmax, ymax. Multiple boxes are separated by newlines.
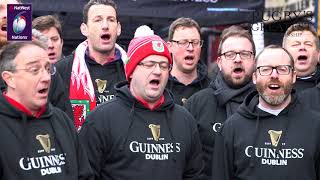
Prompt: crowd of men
<box><xmin>0</xmin><ymin>0</ymin><xmax>320</xmax><ymax>179</ymax></box>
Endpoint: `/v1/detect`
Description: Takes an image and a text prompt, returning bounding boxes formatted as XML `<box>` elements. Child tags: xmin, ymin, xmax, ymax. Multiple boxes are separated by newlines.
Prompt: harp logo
<box><xmin>149</xmin><ymin>124</ymin><xmax>160</xmax><ymax>141</ymax></box>
<box><xmin>95</xmin><ymin>79</ymin><xmax>107</xmax><ymax>93</ymax></box>
<box><xmin>36</xmin><ymin>134</ymin><xmax>51</xmax><ymax>153</ymax></box>
<box><xmin>268</xmin><ymin>130</ymin><xmax>282</xmax><ymax>147</ymax></box>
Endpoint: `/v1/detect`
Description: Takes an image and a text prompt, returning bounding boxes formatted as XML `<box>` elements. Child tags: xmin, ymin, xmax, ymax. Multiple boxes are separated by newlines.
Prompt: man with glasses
<box><xmin>79</xmin><ymin>26</ymin><xmax>203</xmax><ymax>179</ymax></box>
<box><xmin>167</xmin><ymin>17</ymin><xmax>210</xmax><ymax>105</ymax></box>
<box><xmin>0</xmin><ymin>0</ymin><xmax>73</xmax><ymax>120</ymax></box>
<box><xmin>213</xmin><ymin>45</ymin><xmax>320</xmax><ymax>180</ymax></box>
<box><xmin>0</xmin><ymin>41</ymin><xmax>93</xmax><ymax>180</ymax></box>
<box><xmin>185</xmin><ymin>25</ymin><xmax>255</xmax><ymax>180</ymax></box>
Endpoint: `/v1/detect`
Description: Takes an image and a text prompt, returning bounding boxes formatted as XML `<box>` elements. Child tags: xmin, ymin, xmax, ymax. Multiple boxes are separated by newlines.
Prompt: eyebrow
<box><xmin>93</xmin><ymin>15</ymin><xmax>116</xmax><ymax>19</ymax></box>
<box><xmin>23</xmin><ymin>58</ymin><xmax>48</xmax><ymax>66</ymax></box>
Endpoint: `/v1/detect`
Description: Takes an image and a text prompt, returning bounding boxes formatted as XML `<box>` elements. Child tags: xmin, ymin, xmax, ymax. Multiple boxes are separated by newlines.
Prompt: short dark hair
<box><xmin>0</xmin><ymin>41</ymin><xmax>46</xmax><ymax>75</ymax></box>
<box><xmin>283</xmin><ymin>22</ymin><xmax>319</xmax><ymax>49</ymax></box>
<box><xmin>218</xmin><ymin>25</ymin><xmax>256</xmax><ymax>56</ymax></box>
<box><xmin>83</xmin><ymin>0</ymin><xmax>118</xmax><ymax>24</ymax></box>
<box><xmin>255</xmin><ymin>44</ymin><xmax>294</xmax><ymax>69</ymax></box>
<box><xmin>168</xmin><ymin>17</ymin><xmax>201</xmax><ymax>41</ymax></box>
<box><xmin>32</xmin><ymin>15</ymin><xmax>63</xmax><ymax>39</ymax></box>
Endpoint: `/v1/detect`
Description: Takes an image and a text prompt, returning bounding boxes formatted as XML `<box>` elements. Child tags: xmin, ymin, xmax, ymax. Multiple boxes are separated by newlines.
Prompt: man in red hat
<box><xmin>79</xmin><ymin>25</ymin><xmax>203</xmax><ymax>180</ymax></box>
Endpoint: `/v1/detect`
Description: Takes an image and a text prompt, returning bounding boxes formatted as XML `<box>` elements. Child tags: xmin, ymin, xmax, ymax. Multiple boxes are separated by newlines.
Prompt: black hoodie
<box><xmin>0</xmin><ymin>93</ymin><xmax>93</xmax><ymax>180</ymax></box>
<box><xmin>79</xmin><ymin>81</ymin><xmax>203</xmax><ymax>180</ymax></box>
<box><xmin>184</xmin><ymin>72</ymin><xmax>254</xmax><ymax>180</ymax></box>
<box><xmin>213</xmin><ymin>91</ymin><xmax>320</xmax><ymax>180</ymax></box>
<box><xmin>167</xmin><ymin>63</ymin><xmax>210</xmax><ymax>105</ymax></box>
<box><xmin>55</xmin><ymin>48</ymin><xmax>126</xmax><ymax>106</ymax></box>
<box><xmin>294</xmin><ymin>65</ymin><xmax>320</xmax><ymax>92</ymax></box>
<box><xmin>298</xmin><ymin>82</ymin><xmax>320</xmax><ymax>111</ymax></box>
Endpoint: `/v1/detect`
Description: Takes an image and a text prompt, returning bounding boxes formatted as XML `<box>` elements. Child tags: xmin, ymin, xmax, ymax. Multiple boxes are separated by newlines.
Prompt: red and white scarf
<box><xmin>69</xmin><ymin>41</ymin><xmax>96</xmax><ymax>130</ymax></box>
<box><xmin>69</xmin><ymin>41</ymin><xmax>128</xmax><ymax>130</ymax></box>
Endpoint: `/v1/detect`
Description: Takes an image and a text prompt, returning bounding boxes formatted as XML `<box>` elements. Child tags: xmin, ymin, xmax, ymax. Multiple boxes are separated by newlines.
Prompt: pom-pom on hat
<box><xmin>125</xmin><ymin>25</ymin><xmax>172</xmax><ymax>80</ymax></box>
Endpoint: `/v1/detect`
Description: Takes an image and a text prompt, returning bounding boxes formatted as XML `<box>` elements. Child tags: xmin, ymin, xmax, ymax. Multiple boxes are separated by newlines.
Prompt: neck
<box><xmin>129</xmin><ymin>85</ymin><xmax>159</xmax><ymax>109</ymax></box>
<box><xmin>88</xmin><ymin>47</ymin><xmax>115</xmax><ymax>65</ymax></box>
<box><xmin>259</xmin><ymin>94</ymin><xmax>291</xmax><ymax>110</ymax></box>
<box><xmin>4</xmin><ymin>91</ymin><xmax>40</xmax><ymax>115</ymax></box>
<box><xmin>297</xmin><ymin>67</ymin><xmax>317</xmax><ymax>78</ymax></box>
<box><xmin>170</xmin><ymin>67</ymin><xmax>197</xmax><ymax>85</ymax></box>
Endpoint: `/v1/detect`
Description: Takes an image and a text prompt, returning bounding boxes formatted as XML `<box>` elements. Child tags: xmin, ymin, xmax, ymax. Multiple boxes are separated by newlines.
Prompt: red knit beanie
<box><xmin>125</xmin><ymin>26</ymin><xmax>172</xmax><ymax>80</ymax></box>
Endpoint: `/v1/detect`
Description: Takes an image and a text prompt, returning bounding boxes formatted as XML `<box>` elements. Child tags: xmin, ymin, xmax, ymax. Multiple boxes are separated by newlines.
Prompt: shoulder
<box><xmin>55</xmin><ymin>54</ymin><xmax>74</xmax><ymax>72</ymax></box>
<box><xmin>50</xmin><ymin>105</ymin><xmax>76</xmax><ymax>132</ymax></box>
<box><xmin>187</xmin><ymin>87</ymin><xmax>216</xmax><ymax>102</ymax></box>
<box><xmin>185</xmin><ymin>87</ymin><xmax>217</xmax><ymax>109</ymax></box>
<box><xmin>85</xmin><ymin>97</ymin><xmax>126</xmax><ymax>124</ymax></box>
<box><xmin>170</xmin><ymin>104</ymin><xmax>198</xmax><ymax>127</ymax></box>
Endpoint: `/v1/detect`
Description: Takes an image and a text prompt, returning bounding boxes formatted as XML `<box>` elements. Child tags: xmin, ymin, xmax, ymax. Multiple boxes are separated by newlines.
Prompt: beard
<box><xmin>221</xmin><ymin>68</ymin><xmax>252</xmax><ymax>89</ymax></box>
<box><xmin>256</xmin><ymin>79</ymin><xmax>293</xmax><ymax>105</ymax></box>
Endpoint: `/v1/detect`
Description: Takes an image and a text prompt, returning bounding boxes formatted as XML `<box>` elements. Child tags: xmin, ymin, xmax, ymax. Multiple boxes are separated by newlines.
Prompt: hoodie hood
<box><xmin>0</xmin><ymin>92</ymin><xmax>53</xmax><ymax>120</ymax></box>
<box><xmin>167</xmin><ymin>63</ymin><xmax>210</xmax><ymax>105</ymax></box>
<box><xmin>237</xmin><ymin>90</ymin><xmax>298</xmax><ymax>119</ymax></box>
<box><xmin>169</xmin><ymin>62</ymin><xmax>209</xmax><ymax>86</ymax></box>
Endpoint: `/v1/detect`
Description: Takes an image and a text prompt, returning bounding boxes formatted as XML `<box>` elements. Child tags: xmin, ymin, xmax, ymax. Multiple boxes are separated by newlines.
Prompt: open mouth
<box><xmin>297</xmin><ymin>55</ymin><xmax>308</xmax><ymax>61</ymax></box>
<box><xmin>184</xmin><ymin>55</ymin><xmax>194</xmax><ymax>61</ymax></box>
<box><xmin>101</xmin><ymin>34</ymin><xmax>111</xmax><ymax>41</ymax></box>
<box><xmin>233</xmin><ymin>67</ymin><xmax>244</xmax><ymax>74</ymax></box>
<box><xmin>1</xmin><ymin>23</ymin><xmax>7</xmax><ymax>31</ymax></box>
<box><xmin>38</xmin><ymin>88</ymin><xmax>49</xmax><ymax>94</ymax></box>
<box><xmin>150</xmin><ymin>79</ymin><xmax>160</xmax><ymax>86</ymax></box>
<box><xmin>48</xmin><ymin>52</ymin><xmax>55</xmax><ymax>57</ymax></box>
<box><xmin>1</xmin><ymin>24</ymin><xmax>6</xmax><ymax>31</ymax></box>
<box><xmin>268</xmin><ymin>84</ymin><xmax>281</xmax><ymax>90</ymax></box>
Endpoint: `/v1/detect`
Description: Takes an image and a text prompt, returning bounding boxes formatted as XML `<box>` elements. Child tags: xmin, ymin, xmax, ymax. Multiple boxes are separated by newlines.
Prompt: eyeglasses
<box><xmin>220</xmin><ymin>51</ymin><xmax>253</xmax><ymax>60</ymax></box>
<box><xmin>171</xmin><ymin>39</ymin><xmax>203</xmax><ymax>48</ymax></box>
<box><xmin>256</xmin><ymin>65</ymin><xmax>293</xmax><ymax>76</ymax></box>
<box><xmin>14</xmin><ymin>64</ymin><xmax>56</xmax><ymax>76</ymax></box>
<box><xmin>138</xmin><ymin>61</ymin><xmax>172</xmax><ymax>71</ymax></box>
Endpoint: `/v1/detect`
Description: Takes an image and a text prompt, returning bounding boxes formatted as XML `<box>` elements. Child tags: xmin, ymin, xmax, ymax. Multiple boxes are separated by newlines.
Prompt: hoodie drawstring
<box><xmin>249</xmin><ymin>112</ymin><xmax>260</xmax><ymax>170</ymax></box>
<box><xmin>50</xmin><ymin>113</ymin><xmax>70</xmax><ymax>175</ymax></box>
<box><xmin>115</xmin><ymin>61</ymin><xmax>126</xmax><ymax>83</ymax></box>
<box><xmin>120</xmin><ymin>101</ymin><xmax>136</xmax><ymax>151</ymax></box>
<box><xmin>165</xmin><ymin>110</ymin><xmax>177</xmax><ymax>163</ymax></box>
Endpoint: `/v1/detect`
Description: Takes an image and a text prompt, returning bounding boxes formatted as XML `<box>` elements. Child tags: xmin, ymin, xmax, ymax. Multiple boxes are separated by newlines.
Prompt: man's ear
<box><xmin>252</xmin><ymin>72</ymin><xmax>257</xmax><ymax>85</ymax></box>
<box><xmin>1</xmin><ymin>71</ymin><xmax>15</xmax><ymax>88</ymax></box>
<box><xmin>167</xmin><ymin>41</ymin><xmax>174</xmax><ymax>53</ymax></box>
<box><xmin>117</xmin><ymin>22</ymin><xmax>121</xmax><ymax>36</ymax></box>
<box><xmin>80</xmin><ymin>23</ymin><xmax>89</xmax><ymax>37</ymax></box>
<box><xmin>292</xmin><ymin>70</ymin><xmax>297</xmax><ymax>84</ymax></box>
<box><xmin>217</xmin><ymin>56</ymin><xmax>222</xmax><ymax>71</ymax></box>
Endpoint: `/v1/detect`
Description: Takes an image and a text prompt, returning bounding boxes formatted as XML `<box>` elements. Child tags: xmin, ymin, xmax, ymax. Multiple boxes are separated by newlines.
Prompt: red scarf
<box><xmin>69</xmin><ymin>41</ymin><xmax>96</xmax><ymax>130</ymax></box>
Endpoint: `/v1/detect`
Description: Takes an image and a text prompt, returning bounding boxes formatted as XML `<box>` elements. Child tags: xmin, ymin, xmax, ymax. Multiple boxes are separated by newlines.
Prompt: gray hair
<box><xmin>32</xmin><ymin>29</ymin><xmax>48</xmax><ymax>48</ymax></box>
<box><xmin>0</xmin><ymin>41</ymin><xmax>46</xmax><ymax>75</ymax></box>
